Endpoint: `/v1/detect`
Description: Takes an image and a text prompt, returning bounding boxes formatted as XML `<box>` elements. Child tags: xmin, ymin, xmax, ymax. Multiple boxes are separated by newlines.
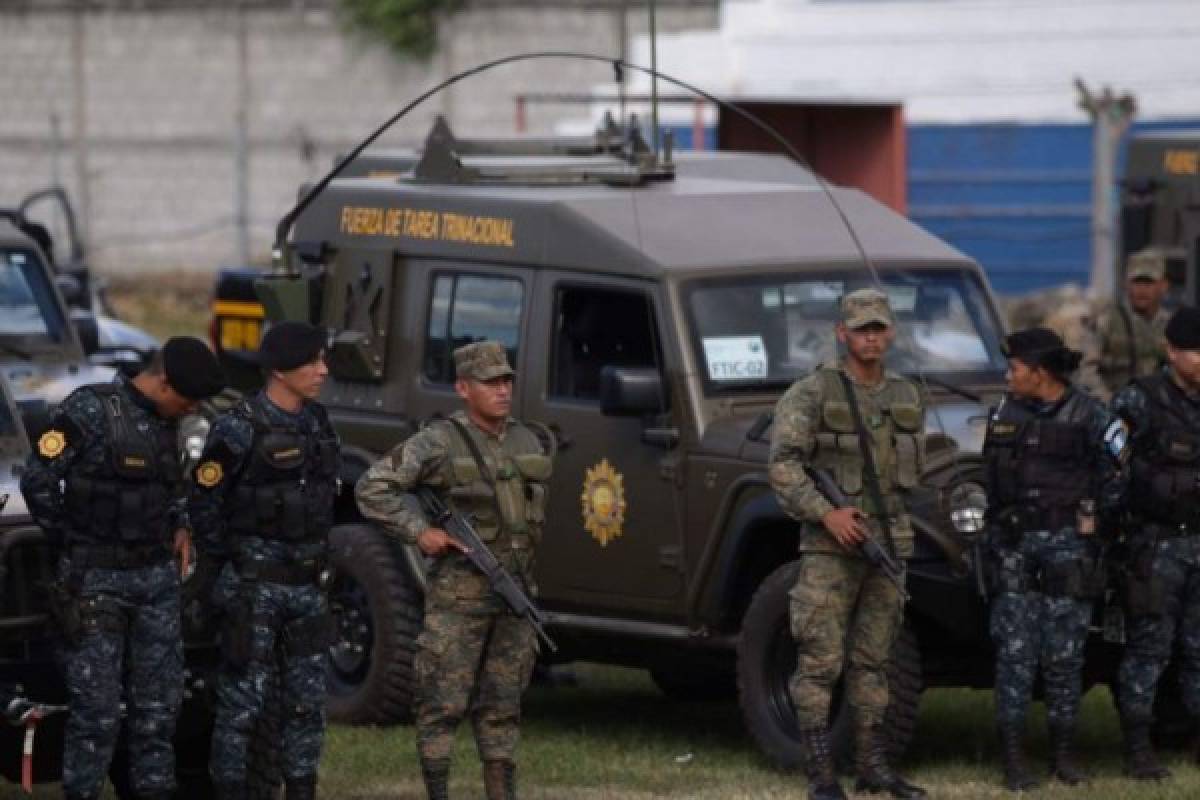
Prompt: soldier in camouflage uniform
<box><xmin>356</xmin><ymin>341</ymin><xmax>552</xmax><ymax>800</ymax></box>
<box><xmin>189</xmin><ymin>322</ymin><xmax>340</xmax><ymax>800</ymax></box>
<box><xmin>1113</xmin><ymin>307</ymin><xmax>1200</xmax><ymax>782</ymax></box>
<box><xmin>983</xmin><ymin>327</ymin><xmax>1126</xmax><ymax>791</ymax></box>
<box><xmin>768</xmin><ymin>289</ymin><xmax>927</xmax><ymax>800</ymax></box>
<box><xmin>18</xmin><ymin>338</ymin><xmax>225</xmax><ymax>800</ymax></box>
<box><xmin>1084</xmin><ymin>247</ymin><xmax>1171</xmax><ymax>400</ymax></box>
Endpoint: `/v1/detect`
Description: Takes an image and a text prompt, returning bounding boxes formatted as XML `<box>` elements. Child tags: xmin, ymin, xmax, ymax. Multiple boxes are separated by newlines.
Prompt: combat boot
<box><xmin>285</xmin><ymin>774</ymin><xmax>318</xmax><ymax>800</ymax></box>
<box><xmin>854</xmin><ymin>724</ymin><xmax>927</xmax><ymax>798</ymax></box>
<box><xmin>482</xmin><ymin>759</ymin><xmax>516</xmax><ymax>800</ymax></box>
<box><xmin>420</xmin><ymin>757</ymin><xmax>451</xmax><ymax>800</ymax></box>
<box><xmin>1122</xmin><ymin>719</ymin><xmax>1171</xmax><ymax>781</ymax></box>
<box><xmin>997</xmin><ymin>725</ymin><xmax>1039</xmax><ymax>792</ymax></box>
<box><xmin>798</xmin><ymin>726</ymin><xmax>846</xmax><ymax>800</ymax></box>
<box><xmin>1048</xmin><ymin>723</ymin><xmax>1087</xmax><ymax>785</ymax></box>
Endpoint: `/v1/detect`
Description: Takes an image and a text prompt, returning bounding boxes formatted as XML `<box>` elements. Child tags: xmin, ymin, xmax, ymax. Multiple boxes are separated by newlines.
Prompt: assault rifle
<box><xmin>417</xmin><ymin>488</ymin><xmax>557</xmax><ymax>653</ymax></box>
<box><xmin>805</xmin><ymin>467</ymin><xmax>910</xmax><ymax>602</ymax></box>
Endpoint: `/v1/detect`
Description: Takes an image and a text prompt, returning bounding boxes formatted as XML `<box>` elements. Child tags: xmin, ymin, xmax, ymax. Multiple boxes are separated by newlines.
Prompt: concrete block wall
<box><xmin>0</xmin><ymin>1</ymin><xmax>716</xmax><ymax>273</ymax></box>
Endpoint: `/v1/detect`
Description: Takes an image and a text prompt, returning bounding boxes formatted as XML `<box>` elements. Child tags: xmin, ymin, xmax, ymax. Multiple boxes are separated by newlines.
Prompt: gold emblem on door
<box><xmin>581</xmin><ymin>459</ymin><xmax>627</xmax><ymax>547</ymax></box>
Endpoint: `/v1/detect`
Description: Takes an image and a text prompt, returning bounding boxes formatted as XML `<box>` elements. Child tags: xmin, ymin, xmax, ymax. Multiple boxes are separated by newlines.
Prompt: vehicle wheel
<box><xmin>650</xmin><ymin>666</ymin><xmax>737</xmax><ymax>702</ymax></box>
<box><xmin>737</xmin><ymin>561</ymin><xmax>923</xmax><ymax>770</ymax></box>
<box><xmin>326</xmin><ymin>523</ymin><xmax>423</xmax><ymax>724</ymax></box>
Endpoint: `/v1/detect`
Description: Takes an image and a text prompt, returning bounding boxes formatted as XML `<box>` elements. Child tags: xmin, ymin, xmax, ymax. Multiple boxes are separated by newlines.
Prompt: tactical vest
<box><xmin>63</xmin><ymin>383</ymin><xmax>180</xmax><ymax>543</ymax></box>
<box><xmin>809</xmin><ymin>368</ymin><xmax>923</xmax><ymax>517</ymax></box>
<box><xmin>1128</xmin><ymin>374</ymin><xmax>1200</xmax><ymax>525</ymax></box>
<box><xmin>226</xmin><ymin>398</ymin><xmax>339</xmax><ymax>541</ymax></box>
<box><xmin>1099</xmin><ymin>306</ymin><xmax>1167</xmax><ymax>391</ymax></box>
<box><xmin>440</xmin><ymin>418</ymin><xmax>551</xmax><ymax>559</ymax></box>
<box><xmin>983</xmin><ymin>390</ymin><xmax>1094</xmax><ymax>528</ymax></box>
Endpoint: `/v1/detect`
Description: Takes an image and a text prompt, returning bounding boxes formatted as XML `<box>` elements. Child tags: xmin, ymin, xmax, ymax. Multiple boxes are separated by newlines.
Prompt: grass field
<box><xmin>311</xmin><ymin>664</ymin><xmax>1200</xmax><ymax>799</ymax></box>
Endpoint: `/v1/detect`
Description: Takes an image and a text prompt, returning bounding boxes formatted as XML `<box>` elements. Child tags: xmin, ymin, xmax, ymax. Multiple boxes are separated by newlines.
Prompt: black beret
<box><xmin>257</xmin><ymin>321</ymin><xmax>328</xmax><ymax>372</ymax></box>
<box><xmin>1166</xmin><ymin>306</ymin><xmax>1200</xmax><ymax>350</ymax></box>
<box><xmin>1002</xmin><ymin>327</ymin><xmax>1081</xmax><ymax>376</ymax></box>
<box><xmin>162</xmin><ymin>336</ymin><xmax>226</xmax><ymax>400</ymax></box>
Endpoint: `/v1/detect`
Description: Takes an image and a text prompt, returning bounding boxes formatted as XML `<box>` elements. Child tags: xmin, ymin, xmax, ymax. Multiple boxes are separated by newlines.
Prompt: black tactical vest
<box><xmin>226</xmin><ymin>397</ymin><xmax>338</xmax><ymax>542</ymax></box>
<box><xmin>1128</xmin><ymin>374</ymin><xmax>1200</xmax><ymax>524</ymax></box>
<box><xmin>983</xmin><ymin>388</ymin><xmax>1094</xmax><ymax>525</ymax></box>
<box><xmin>63</xmin><ymin>383</ymin><xmax>181</xmax><ymax>543</ymax></box>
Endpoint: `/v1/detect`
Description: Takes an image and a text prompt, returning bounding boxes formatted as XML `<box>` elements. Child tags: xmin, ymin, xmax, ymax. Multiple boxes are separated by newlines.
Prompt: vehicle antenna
<box><xmin>649</xmin><ymin>0</ymin><xmax>660</xmax><ymax>164</ymax></box>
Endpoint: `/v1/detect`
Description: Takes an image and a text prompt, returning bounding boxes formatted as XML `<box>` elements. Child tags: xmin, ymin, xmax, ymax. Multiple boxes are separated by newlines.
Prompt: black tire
<box><xmin>326</xmin><ymin>523</ymin><xmax>423</xmax><ymax>724</ymax></box>
<box><xmin>736</xmin><ymin>560</ymin><xmax>923</xmax><ymax>770</ymax></box>
<box><xmin>650</xmin><ymin>665</ymin><xmax>737</xmax><ymax>702</ymax></box>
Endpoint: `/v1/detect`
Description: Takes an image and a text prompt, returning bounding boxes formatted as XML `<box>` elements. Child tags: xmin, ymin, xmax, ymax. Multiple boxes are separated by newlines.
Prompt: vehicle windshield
<box><xmin>0</xmin><ymin>248</ymin><xmax>69</xmax><ymax>344</ymax></box>
<box><xmin>685</xmin><ymin>268</ymin><xmax>1007</xmax><ymax>393</ymax></box>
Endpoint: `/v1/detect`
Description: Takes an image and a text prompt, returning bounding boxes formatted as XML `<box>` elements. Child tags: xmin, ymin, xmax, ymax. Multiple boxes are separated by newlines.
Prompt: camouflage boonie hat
<box><xmin>453</xmin><ymin>340</ymin><xmax>514</xmax><ymax>381</ymax></box>
<box><xmin>1127</xmin><ymin>248</ymin><xmax>1166</xmax><ymax>281</ymax></box>
<box><xmin>840</xmin><ymin>288</ymin><xmax>894</xmax><ymax>329</ymax></box>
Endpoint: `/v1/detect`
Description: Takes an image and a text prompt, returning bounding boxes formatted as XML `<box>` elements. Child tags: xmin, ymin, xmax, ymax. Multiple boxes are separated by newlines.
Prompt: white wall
<box><xmin>632</xmin><ymin>0</ymin><xmax>1200</xmax><ymax>124</ymax></box>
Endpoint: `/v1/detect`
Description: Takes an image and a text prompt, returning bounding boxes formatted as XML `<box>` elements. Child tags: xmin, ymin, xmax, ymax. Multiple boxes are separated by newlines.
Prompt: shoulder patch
<box><xmin>37</xmin><ymin>429</ymin><xmax>68</xmax><ymax>459</ymax></box>
<box><xmin>1104</xmin><ymin>419</ymin><xmax>1129</xmax><ymax>461</ymax></box>
<box><xmin>194</xmin><ymin>460</ymin><xmax>224</xmax><ymax>488</ymax></box>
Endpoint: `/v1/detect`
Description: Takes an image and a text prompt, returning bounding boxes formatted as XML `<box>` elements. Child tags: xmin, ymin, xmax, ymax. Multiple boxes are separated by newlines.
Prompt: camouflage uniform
<box><xmin>769</xmin><ymin>289</ymin><xmax>926</xmax><ymax>800</ymax></box>
<box><xmin>189</xmin><ymin>390</ymin><xmax>340</xmax><ymax>797</ymax></box>
<box><xmin>1084</xmin><ymin>250</ymin><xmax>1171</xmax><ymax>400</ymax></box>
<box><xmin>1113</xmin><ymin>366</ymin><xmax>1200</xmax><ymax>778</ymax></box>
<box><xmin>19</xmin><ymin>377</ymin><xmax>185</xmax><ymax>800</ymax></box>
<box><xmin>356</xmin><ymin>342</ymin><xmax>551</xmax><ymax>800</ymax></box>
<box><xmin>983</xmin><ymin>380</ymin><xmax>1124</xmax><ymax>787</ymax></box>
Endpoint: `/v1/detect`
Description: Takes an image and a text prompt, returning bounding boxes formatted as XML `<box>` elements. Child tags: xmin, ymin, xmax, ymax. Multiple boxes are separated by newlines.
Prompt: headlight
<box><xmin>949</xmin><ymin>483</ymin><xmax>988</xmax><ymax>535</ymax></box>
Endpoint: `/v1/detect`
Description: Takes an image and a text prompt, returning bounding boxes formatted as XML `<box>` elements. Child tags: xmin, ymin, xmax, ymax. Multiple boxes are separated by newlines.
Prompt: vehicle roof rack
<box><xmin>410</xmin><ymin>115</ymin><xmax>676</xmax><ymax>187</ymax></box>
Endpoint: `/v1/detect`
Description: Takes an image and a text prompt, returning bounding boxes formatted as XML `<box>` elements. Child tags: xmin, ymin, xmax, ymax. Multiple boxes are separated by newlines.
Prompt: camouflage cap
<box><xmin>840</xmin><ymin>288</ymin><xmax>894</xmax><ymax>329</ymax></box>
<box><xmin>453</xmin><ymin>340</ymin><xmax>515</xmax><ymax>381</ymax></box>
<box><xmin>1127</xmin><ymin>247</ymin><xmax>1167</xmax><ymax>281</ymax></box>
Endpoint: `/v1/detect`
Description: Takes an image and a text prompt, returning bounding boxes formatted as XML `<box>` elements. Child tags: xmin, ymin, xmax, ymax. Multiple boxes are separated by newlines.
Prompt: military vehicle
<box><xmin>1121</xmin><ymin>129</ymin><xmax>1200</xmax><ymax>303</ymax></box>
<box><xmin>228</xmin><ymin>108</ymin><xmax>1077</xmax><ymax>769</ymax></box>
<box><xmin>0</xmin><ymin>215</ymin><xmax>119</xmax><ymax>434</ymax></box>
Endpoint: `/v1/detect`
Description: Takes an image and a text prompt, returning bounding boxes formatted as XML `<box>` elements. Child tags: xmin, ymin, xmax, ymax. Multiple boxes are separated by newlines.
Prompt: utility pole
<box><xmin>234</xmin><ymin>0</ymin><xmax>251</xmax><ymax>266</ymax></box>
<box><xmin>1075</xmin><ymin>78</ymin><xmax>1136</xmax><ymax>301</ymax></box>
<box><xmin>71</xmin><ymin>1</ymin><xmax>90</xmax><ymax>243</ymax></box>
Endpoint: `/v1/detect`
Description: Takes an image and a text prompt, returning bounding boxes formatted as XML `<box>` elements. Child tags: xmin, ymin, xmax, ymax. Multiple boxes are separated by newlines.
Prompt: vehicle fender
<box><xmin>693</xmin><ymin>474</ymin><xmax>794</xmax><ymax>627</ymax></box>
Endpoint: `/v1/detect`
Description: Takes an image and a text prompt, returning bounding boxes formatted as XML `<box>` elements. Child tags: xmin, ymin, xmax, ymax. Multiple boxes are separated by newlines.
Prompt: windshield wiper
<box><xmin>906</xmin><ymin>373</ymin><xmax>983</xmax><ymax>404</ymax></box>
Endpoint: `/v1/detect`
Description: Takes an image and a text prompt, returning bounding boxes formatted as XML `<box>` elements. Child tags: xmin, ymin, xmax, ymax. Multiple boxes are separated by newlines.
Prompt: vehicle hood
<box><xmin>2</xmin><ymin>360</ymin><xmax>116</xmax><ymax>410</ymax></box>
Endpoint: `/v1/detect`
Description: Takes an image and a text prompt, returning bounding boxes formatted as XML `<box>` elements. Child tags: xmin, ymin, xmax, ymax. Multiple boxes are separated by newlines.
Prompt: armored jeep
<box><xmin>0</xmin><ymin>209</ymin><xmax>158</xmax><ymax>440</ymax></box>
<box><xmin>238</xmin><ymin>118</ymin><xmax>1086</xmax><ymax>768</ymax></box>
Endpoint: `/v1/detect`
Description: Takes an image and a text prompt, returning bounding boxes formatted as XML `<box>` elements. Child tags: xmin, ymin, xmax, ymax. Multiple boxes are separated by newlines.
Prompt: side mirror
<box><xmin>71</xmin><ymin>311</ymin><xmax>99</xmax><ymax>355</ymax></box>
<box><xmin>55</xmin><ymin>274</ymin><xmax>83</xmax><ymax>307</ymax></box>
<box><xmin>600</xmin><ymin>367</ymin><xmax>667</xmax><ymax>416</ymax></box>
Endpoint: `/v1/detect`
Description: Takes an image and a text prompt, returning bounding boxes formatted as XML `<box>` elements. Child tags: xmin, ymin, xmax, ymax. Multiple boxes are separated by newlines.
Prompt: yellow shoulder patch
<box><xmin>37</xmin><ymin>429</ymin><xmax>67</xmax><ymax>459</ymax></box>
<box><xmin>195</xmin><ymin>460</ymin><xmax>224</xmax><ymax>488</ymax></box>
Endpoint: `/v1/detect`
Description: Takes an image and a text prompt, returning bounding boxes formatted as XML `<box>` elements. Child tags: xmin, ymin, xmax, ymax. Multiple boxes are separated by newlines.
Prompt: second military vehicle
<box><xmin>237</xmin><ymin>115</ymin><xmax>1052</xmax><ymax>769</ymax></box>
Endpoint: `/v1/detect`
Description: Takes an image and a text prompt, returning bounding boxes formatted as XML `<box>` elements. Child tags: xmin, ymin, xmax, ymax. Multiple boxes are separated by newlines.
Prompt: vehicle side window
<box><xmin>423</xmin><ymin>273</ymin><xmax>523</xmax><ymax>384</ymax></box>
<box><xmin>549</xmin><ymin>286</ymin><xmax>660</xmax><ymax>401</ymax></box>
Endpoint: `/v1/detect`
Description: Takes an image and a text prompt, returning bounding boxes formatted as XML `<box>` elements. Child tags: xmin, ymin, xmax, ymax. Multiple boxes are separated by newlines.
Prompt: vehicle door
<box><xmin>523</xmin><ymin>273</ymin><xmax>686</xmax><ymax>615</ymax></box>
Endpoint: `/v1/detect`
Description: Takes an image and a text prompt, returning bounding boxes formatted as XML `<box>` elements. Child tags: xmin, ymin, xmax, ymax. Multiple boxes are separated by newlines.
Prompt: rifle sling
<box><xmin>836</xmin><ymin>371</ymin><xmax>900</xmax><ymax>558</ymax></box>
<box><xmin>446</xmin><ymin>417</ymin><xmax>506</xmax><ymax>522</ymax></box>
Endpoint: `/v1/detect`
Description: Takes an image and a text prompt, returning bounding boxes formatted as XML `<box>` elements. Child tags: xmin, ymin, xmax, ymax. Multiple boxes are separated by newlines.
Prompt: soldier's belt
<box><xmin>236</xmin><ymin>557</ymin><xmax>325</xmax><ymax>586</ymax></box>
<box><xmin>69</xmin><ymin>542</ymin><xmax>172</xmax><ymax>570</ymax></box>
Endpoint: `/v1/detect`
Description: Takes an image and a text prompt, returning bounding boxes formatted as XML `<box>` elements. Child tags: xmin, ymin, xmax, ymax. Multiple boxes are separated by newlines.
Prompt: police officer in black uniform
<box><xmin>983</xmin><ymin>327</ymin><xmax>1125</xmax><ymax>791</ymax></box>
<box><xmin>1114</xmin><ymin>306</ymin><xmax>1200</xmax><ymax>781</ymax></box>
<box><xmin>189</xmin><ymin>321</ymin><xmax>339</xmax><ymax>800</ymax></box>
<box><xmin>19</xmin><ymin>337</ymin><xmax>225</xmax><ymax>800</ymax></box>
